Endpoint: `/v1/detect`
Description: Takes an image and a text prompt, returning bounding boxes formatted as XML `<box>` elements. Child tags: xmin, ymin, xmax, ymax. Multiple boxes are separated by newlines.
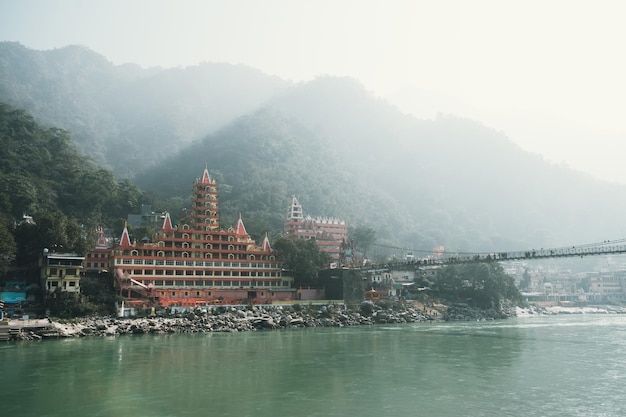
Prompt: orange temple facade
<box><xmin>284</xmin><ymin>196</ymin><xmax>348</xmax><ymax>261</ymax></box>
<box><xmin>112</xmin><ymin>167</ymin><xmax>295</xmax><ymax>307</ymax></box>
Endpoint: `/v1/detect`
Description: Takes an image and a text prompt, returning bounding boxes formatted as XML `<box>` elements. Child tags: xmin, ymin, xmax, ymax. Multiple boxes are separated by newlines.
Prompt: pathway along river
<box><xmin>2</xmin><ymin>314</ymin><xmax>625</xmax><ymax>417</ymax></box>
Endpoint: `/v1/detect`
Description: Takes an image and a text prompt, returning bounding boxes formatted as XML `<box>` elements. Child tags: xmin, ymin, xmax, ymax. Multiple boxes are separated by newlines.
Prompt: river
<box><xmin>1</xmin><ymin>314</ymin><xmax>625</xmax><ymax>417</ymax></box>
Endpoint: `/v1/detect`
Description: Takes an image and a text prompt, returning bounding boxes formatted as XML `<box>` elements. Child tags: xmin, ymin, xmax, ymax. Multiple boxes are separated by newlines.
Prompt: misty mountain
<box><xmin>3</xmin><ymin>43</ymin><xmax>626</xmax><ymax>255</ymax></box>
<box><xmin>136</xmin><ymin>77</ymin><xmax>626</xmax><ymax>253</ymax></box>
<box><xmin>0</xmin><ymin>42</ymin><xmax>290</xmax><ymax>177</ymax></box>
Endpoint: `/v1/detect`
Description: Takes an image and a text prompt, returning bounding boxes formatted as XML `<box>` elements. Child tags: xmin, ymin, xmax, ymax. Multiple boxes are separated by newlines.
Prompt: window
<box><xmin>69</xmin><ymin>281</ymin><xmax>76</xmax><ymax>287</ymax></box>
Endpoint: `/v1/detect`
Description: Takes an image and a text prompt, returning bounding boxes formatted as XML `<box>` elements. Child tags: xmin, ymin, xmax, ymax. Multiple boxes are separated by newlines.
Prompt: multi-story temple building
<box><xmin>84</xmin><ymin>226</ymin><xmax>111</xmax><ymax>274</ymax></box>
<box><xmin>112</xmin><ymin>166</ymin><xmax>294</xmax><ymax>307</ymax></box>
<box><xmin>285</xmin><ymin>197</ymin><xmax>349</xmax><ymax>262</ymax></box>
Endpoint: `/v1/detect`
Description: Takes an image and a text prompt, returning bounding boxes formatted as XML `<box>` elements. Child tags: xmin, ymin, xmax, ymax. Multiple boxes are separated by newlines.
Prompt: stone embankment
<box><xmin>443</xmin><ymin>303</ymin><xmax>517</xmax><ymax>321</ymax></box>
<box><xmin>6</xmin><ymin>302</ymin><xmax>443</xmax><ymax>341</ymax></box>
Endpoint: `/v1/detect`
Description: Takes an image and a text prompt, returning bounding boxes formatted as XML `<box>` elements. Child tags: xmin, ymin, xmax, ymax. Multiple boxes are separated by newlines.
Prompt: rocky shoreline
<box><xmin>6</xmin><ymin>302</ymin><xmax>443</xmax><ymax>341</ymax></box>
<box><xmin>8</xmin><ymin>301</ymin><xmax>620</xmax><ymax>342</ymax></box>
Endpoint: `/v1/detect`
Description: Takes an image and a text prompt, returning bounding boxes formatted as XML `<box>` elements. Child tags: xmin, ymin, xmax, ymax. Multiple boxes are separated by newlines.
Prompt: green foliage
<box><xmin>0</xmin><ymin>103</ymin><xmax>154</xmax><ymax>267</ymax></box>
<box><xmin>520</xmin><ymin>268</ymin><xmax>531</xmax><ymax>291</ymax></box>
<box><xmin>434</xmin><ymin>263</ymin><xmax>521</xmax><ymax>309</ymax></box>
<box><xmin>0</xmin><ymin>216</ymin><xmax>16</xmax><ymax>273</ymax></box>
<box><xmin>45</xmin><ymin>292</ymin><xmax>100</xmax><ymax>319</ymax></box>
<box><xmin>272</xmin><ymin>237</ymin><xmax>332</xmax><ymax>285</ymax></box>
<box><xmin>349</xmin><ymin>225</ymin><xmax>376</xmax><ymax>258</ymax></box>
<box><xmin>79</xmin><ymin>274</ymin><xmax>119</xmax><ymax>315</ymax></box>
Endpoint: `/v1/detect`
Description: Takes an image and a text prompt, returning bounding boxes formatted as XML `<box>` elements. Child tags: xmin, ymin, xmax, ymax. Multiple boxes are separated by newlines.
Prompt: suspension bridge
<box><xmin>371</xmin><ymin>238</ymin><xmax>626</xmax><ymax>267</ymax></box>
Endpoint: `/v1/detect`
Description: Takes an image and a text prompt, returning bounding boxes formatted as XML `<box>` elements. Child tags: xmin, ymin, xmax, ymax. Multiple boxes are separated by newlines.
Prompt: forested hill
<box><xmin>0</xmin><ymin>42</ymin><xmax>290</xmax><ymax>177</ymax></box>
<box><xmin>137</xmin><ymin>78</ymin><xmax>626</xmax><ymax>254</ymax></box>
<box><xmin>4</xmin><ymin>43</ymin><xmax>626</xmax><ymax>255</ymax></box>
<box><xmin>0</xmin><ymin>103</ymin><xmax>149</xmax><ymax>268</ymax></box>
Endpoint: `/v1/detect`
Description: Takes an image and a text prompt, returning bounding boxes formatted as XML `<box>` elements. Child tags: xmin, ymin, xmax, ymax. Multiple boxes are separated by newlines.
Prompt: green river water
<box><xmin>1</xmin><ymin>314</ymin><xmax>625</xmax><ymax>417</ymax></box>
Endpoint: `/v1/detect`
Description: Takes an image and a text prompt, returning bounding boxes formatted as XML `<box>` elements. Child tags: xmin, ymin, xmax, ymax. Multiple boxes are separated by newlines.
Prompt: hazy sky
<box><xmin>2</xmin><ymin>0</ymin><xmax>625</xmax><ymax>183</ymax></box>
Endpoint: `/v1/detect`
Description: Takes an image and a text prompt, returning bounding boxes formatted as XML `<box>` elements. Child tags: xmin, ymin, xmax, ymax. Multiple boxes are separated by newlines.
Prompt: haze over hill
<box><xmin>2</xmin><ymin>43</ymin><xmax>626</xmax><ymax>255</ymax></box>
<box><xmin>0</xmin><ymin>42</ymin><xmax>290</xmax><ymax>177</ymax></box>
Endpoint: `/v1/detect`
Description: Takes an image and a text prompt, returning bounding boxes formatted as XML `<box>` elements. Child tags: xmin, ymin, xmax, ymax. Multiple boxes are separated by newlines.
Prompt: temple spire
<box><xmin>235</xmin><ymin>213</ymin><xmax>248</xmax><ymax>238</ymax></box>
<box><xmin>161</xmin><ymin>212</ymin><xmax>173</xmax><ymax>232</ymax></box>
<box><xmin>119</xmin><ymin>222</ymin><xmax>132</xmax><ymax>248</ymax></box>
<box><xmin>201</xmin><ymin>163</ymin><xmax>211</xmax><ymax>184</ymax></box>
<box><xmin>262</xmin><ymin>233</ymin><xmax>272</xmax><ymax>252</ymax></box>
<box><xmin>95</xmin><ymin>226</ymin><xmax>107</xmax><ymax>249</ymax></box>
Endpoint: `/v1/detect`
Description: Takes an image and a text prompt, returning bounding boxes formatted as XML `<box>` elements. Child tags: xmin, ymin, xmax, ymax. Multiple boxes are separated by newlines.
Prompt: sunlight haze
<box><xmin>2</xmin><ymin>0</ymin><xmax>625</xmax><ymax>183</ymax></box>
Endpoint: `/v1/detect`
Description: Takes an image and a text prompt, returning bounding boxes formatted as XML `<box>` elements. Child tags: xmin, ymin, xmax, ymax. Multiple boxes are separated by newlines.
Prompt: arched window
<box><xmin>157</xmin><ymin>251</ymin><xmax>165</xmax><ymax>257</ymax></box>
<box><xmin>205</xmin><ymin>243</ymin><xmax>212</xmax><ymax>249</ymax></box>
<box><xmin>228</xmin><ymin>254</ymin><xmax>235</xmax><ymax>260</ymax></box>
<box><xmin>182</xmin><ymin>252</ymin><xmax>189</xmax><ymax>258</ymax></box>
<box><xmin>228</xmin><ymin>244</ymin><xmax>235</xmax><ymax>251</ymax></box>
<box><xmin>131</xmin><ymin>250</ymin><xmax>138</xmax><ymax>256</ymax></box>
<box><xmin>158</xmin><ymin>241</ymin><xmax>165</xmax><ymax>247</ymax></box>
<box><xmin>182</xmin><ymin>224</ymin><xmax>190</xmax><ymax>230</ymax></box>
<box><xmin>248</xmin><ymin>255</ymin><xmax>255</xmax><ymax>260</ymax></box>
<box><xmin>182</xmin><ymin>233</ymin><xmax>189</xmax><ymax>239</ymax></box>
<box><xmin>205</xmin><ymin>253</ymin><xmax>212</xmax><ymax>259</ymax></box>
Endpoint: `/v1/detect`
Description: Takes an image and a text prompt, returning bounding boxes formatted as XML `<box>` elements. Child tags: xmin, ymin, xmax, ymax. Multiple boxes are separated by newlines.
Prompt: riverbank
<box><xmin>516</xmin><ymin>303</ymin><xmax>626</xmax><ymax>316</ymax></box>
<box><xmin>7</xmin><ymin>301</ymin><xmax>619</xmax><ymax>342</ymax></box>
<box><xmin>3</xmin><ymin>301</ymin><xmax>443</xmax><ymax>341</ymax></box>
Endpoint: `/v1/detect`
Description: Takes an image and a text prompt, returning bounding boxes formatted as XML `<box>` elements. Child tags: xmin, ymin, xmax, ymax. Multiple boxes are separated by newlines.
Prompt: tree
<box><xmin>434</xmin><ymin>263</ymin><xmax>521</xmax><ymax>309</ymax></box>
<box><xmin>0</xmin><ymin>217</ymin><xmax>16</xmax><ymax>273</ymax></box>
<box><xmin>349</xmin><ymin>225</ymin><xmax>376</xmax><ymax>259</ymax></box>
<box><xmin>520</xmin><ymin>268</ymin><xmax>531</xmax><ymax>290</ymax></box>
<box><xmin>273</xmin><ymin>237</ymin><xmax>331</xmax><ymax>285</ymax></box>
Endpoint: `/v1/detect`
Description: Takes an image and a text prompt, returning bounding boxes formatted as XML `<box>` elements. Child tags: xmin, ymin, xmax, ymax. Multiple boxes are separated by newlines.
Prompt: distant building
<box><xmin>84</xmin><ymin>226</ymin><xmax>112</xmax><ymax>273</ymax></box>
<box><xmin>284</xmin><ymin>197</ymin><xmax>348</xmax><ymax>262</ymax></box>
<box><xmin>40</xmin><ymin>250</ymin><xmax>84</xmax><ymax>294</ymax></box>
<box><xmin>127</xmin><ymin>204</ymin><xmax>166</xmax><ymax>230</ymax></box>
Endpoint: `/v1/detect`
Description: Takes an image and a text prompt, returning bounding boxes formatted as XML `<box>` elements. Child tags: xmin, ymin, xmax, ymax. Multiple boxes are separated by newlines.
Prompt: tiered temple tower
<box><xmin>112</xmin><ymin>166</ymin><xmax>294</xmax><ymax>306</ymax></box>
